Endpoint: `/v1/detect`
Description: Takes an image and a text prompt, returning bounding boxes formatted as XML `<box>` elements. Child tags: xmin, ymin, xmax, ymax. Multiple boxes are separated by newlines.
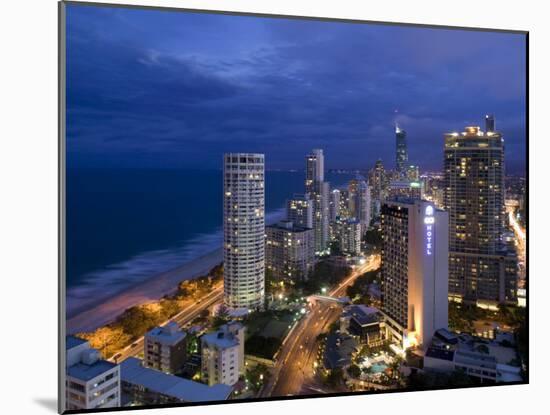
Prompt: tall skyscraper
<box><xmin>329</xmin><ymin>189</ymin><xmax>341</xmax><ymax>222</ymax></box>
<box><xmin>348</xmin><ymin>178</ymin><xmax>371</xmax><ymax>233</ymax></box>
<box><xmin>395</xmin><ymin>124</ymin><xmax>408</xmax><ymax>176</ymax></box>
<box><xmin>444</xmin><ymin>123</ymin><xmax>516</xmax><ymax>306</ymax></box>
<box><xmin>286</xmin><ymin>194</ymin><xmax>313</xmax><ymax>229</ymax></box>
<box><xmin>381</xmin><ymin>200</ymin><xmax>449</xmax><ymax>349</ymax></box>
<box><xmin>223</xmin><ymin>153</ymin><xmax>265</xmax><ymax>310</ymax></box>
<box><xmin>485</xmin><ymin>114</ymin><xmax>496</xmax><ymax>132</ymax></box>
<box><xmin>305</xmin><ymin>149</ymin><xmax>329</xmax><ymax>253</ymax></box>
<box><xmin>305</xmin><ymin>148</ymin><xmax>324</xmax><ymax>192</ymax></box>
<box><xmin>368</xmin><ymin>159</ymin><xmax>387</xmax><ymax>218</ymax></box>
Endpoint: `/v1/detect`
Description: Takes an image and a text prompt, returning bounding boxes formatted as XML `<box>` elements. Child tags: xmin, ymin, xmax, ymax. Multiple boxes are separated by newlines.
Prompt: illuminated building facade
<box><xmin>336</xmin><ymin>218</ymin><xmax>362</xmax><ymax>256</ymax></box>
<box><xmin>201</xmin><ymin>322</ymin><xmax>245</xmax><ymax>386</ymax></box>
<box><xmin>266</xmin><ymin>220</ymin><xmax>314</xmax><ymax>281</ymax></box>
<box><xmin>396</xmin><ymin>125</ymin><xmax>408</xmax><ymax>176</ymax></box>
<box><xmin>381</xmin><ymin>200</ymin><xmax>449</xmax><ymax>349</ymax></box>
<box><xmin>329</xmin><ymin>189</ymin><xmax>340</xmax><ymax>222</ymax></box>
<box><xmin>223</xmin><ymin>153</ymin><xmax>265</xmax><ymax>310</ymax></box>
<box><xmin>444</xmin><ymin>124</ymin><xmax>516</xmax><ymax>306</ymax></box>
<box><xmin>66</xmin><ymin>336</ymin><xmax>120</xmax><ymax>411</ymax></box>
<box><xmin>305</xmin><ymin>149</ymin><xmax>329</xmax><ymax>253</ymax></box>
<box><xmin>387</xmin><ymin>180</ymin><xmax>423</xmax><ymax>201</ymax></box>
<box><xmin>286</xmin><ymin>194</ymin><xmax>313</xmax><ymax>229</ymax></box>
<box><xmin>348</xmin><ymin>179</ymin><xmax>372</xmax><ymax>233</ymax></box>
<box><xmin>368</xmin><ymin>159</ymin><xmax>387</xmax><ymax>218</ymax></box>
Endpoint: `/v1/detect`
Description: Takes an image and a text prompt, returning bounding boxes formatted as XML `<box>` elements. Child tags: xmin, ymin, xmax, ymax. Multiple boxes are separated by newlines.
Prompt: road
<box><xmin>261</xmin><ymin>255</ymin><xmax>381</xmax><ymax>397</ymax></box>
<box><xmin>110</xmin><ymin>284</ymin><xmax>223</xmax><ymax>363</ymax></box>
<box><xmin>507</xmin><ymin>207</ymin><xmax>526</xmax><ymax>286</ymax></box>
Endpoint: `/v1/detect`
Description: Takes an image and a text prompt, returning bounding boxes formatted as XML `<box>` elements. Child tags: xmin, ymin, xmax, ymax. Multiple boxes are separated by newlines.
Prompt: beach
<box><xmin>66</xmin><ymin>248</ymin><xmax>223</xmax><ymax>334</ymax></box>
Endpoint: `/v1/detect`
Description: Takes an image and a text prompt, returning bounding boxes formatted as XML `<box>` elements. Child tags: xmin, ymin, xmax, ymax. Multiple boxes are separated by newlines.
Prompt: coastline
<box><xmin>66</xmin><ymin>248</ymin><xmax>223</xmax><ymax>334</ymax></box>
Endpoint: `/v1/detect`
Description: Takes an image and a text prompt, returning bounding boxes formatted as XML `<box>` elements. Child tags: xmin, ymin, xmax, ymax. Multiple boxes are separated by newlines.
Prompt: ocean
<box><xmin>66</xmin><ymin>168</ymin><xmax>353</xmax><ymax>315</ymax></box>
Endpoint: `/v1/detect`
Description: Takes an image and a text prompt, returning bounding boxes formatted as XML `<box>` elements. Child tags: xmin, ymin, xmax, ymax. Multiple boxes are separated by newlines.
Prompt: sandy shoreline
<box><xmin>67</xmin><ymin>248</ymin><xmax>223</xmax><ymax>334</ymax></box>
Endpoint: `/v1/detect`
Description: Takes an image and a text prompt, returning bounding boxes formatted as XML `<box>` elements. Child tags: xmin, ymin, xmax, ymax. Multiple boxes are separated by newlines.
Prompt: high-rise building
<box><xmin>201</xmin><ymin>322</ymin><xmax>245</xmax><ymax>386</ymax></box>
<box><xmin>337</xmin><ymin>218</ymin><xmax>362</xmax><ymax>256</ymax></box>
<box><xmin>368</xmin><ymin>159</ymin><xmax>387</xmax><ymax>218</ymax></box>
<box><xmin>305</xmin><ymin>148</ymin><xmax>324</xmax><ymax>191</ymax></box>
<box><xmin>337</xmin><ymin>188</ymin><xmax>351</xmax><ymax>219</ymax></box>
<box><xmin>396</xmin><ymin>125</ymin><xmax>408</xmax><ymax>176</ymax></box>
<box><xmin>266</xmin><ymin>220</ymin><xmax>314</xmax><ymax>281</ymax></box>
<box><xmin>223</xmin><ymin>153</ymin><xmax>265</xmax><ymax>310</ymax></box>
<box><xmin>144</xmin><ymin>322</ymin><xmax>187</xmax><ymax>374</ymax></box>
<box><xmin>485</xmin><ymin>114</ymin><xmax>496</xmax><ymax>132</ymax></box>
<box><xmin>286</xmin><ymin>194</ymin><xmax>313</xmax><ymax>229</ymax></box>
<box><xmin>380</xmin><ymin>200</ymin><xmax>449</xmax><ymax>349</ymax></box>
<box><xmin>305</xmin><ymin>149</ymin><xmax>329</xmax><ymax>253</ymax></box>
<box><xmin>66</xmin><ymin>336</ymin><xmax>120</xmax><ymax>411</ymax></box>
<box><xmin>348</xmin><ymin>178</ymin><xmax>371</xmax><ymax>233</ymax></box>
<box><xmin>444</xmin><ymin>123</ymin><xmax>516</xmax><ymax>306</ymax></box>
<box><xmin>406</xmin><ymin>165</ymin><xmax>420</xmax><ymax>181</ymax></box>
<box><xmin>329</xmin><ymin>189</ymin><xmax>341</xmax><ymax>222</ymax></box>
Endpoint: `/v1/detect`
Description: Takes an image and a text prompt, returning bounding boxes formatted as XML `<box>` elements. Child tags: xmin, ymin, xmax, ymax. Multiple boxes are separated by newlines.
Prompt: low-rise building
<box><xmin>144</xmin><ymin>322</ymin><xmax>187</xmax><ymax>374</ymax></box>
<box><xmin>201</xmin><ymin>322</ymin><xmax>245</xmax><ymax>386</ymax></box>
<box><xmin>323</xmin><ymin>333</ymin><xmax>360</xmax><ymax>371</ymax></box>
<box><xmin>120</xmin><ymin>357</ymin><xmax>232</xmax><ymax>405</ymax></box>
<box><xmin>423</xmin><ymin>329</ymin><xmax>522</xmax><ymax>384</ymax></box>
<box><xmin>66</xmin><ymin>336</ymin><xmax>120</xmax><ymax>411</ymax></box>
<box><xmin>340</xmin><ymin>305</ymin><xmax>386</xmax><ymax>347</ymax></box>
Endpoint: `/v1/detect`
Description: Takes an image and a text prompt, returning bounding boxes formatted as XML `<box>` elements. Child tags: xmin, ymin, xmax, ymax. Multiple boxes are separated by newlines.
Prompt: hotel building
<box><xmin>380</xmin><ymin>200</ymin><xmax>449</xmax><ymax>349</ymax></box>
<box><xmin>223</xmin><ymin>153</ymin><xmax>265</xmax><ymax>310</ymax></box>
<box><xmin>144</xmin><ymin>322</ymin><xmax>187</xmax><ymax>374</ymax></box>
<box><xmin>65</xmin><ymin>336</ymin><xmax>120</xmax><ymax>411</ymax></box>
<box><xmin>444</xmin><ymin>123</ymin><xmax>517</xmax><ymax>306</ymax></box>
<box><xmin>201</xmin><ymin>322</ymin><xmax>245</xmax><ymax>387</ymax></box>
<box><xmin>266</xmin><ymin>220</ymin><xmax>314</xmax><ymax>281</ymax></box>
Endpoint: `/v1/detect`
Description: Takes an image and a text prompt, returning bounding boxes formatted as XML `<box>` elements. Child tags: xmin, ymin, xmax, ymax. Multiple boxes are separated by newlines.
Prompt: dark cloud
<box><xmin>66</xmin><ymin>4</ymin><xmax>526</xmax><ymax>174</ymax></box>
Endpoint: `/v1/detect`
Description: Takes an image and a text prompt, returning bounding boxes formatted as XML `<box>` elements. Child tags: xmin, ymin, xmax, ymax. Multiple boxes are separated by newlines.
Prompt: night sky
<box><xmin>66</xmin><ymin>4</ymin><xmax>527</xmax><ymax>174</ymax></box>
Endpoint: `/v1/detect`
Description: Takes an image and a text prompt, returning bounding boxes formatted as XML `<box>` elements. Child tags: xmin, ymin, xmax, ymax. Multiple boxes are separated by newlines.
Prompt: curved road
<box><xmin>262</xmin><ymin>255</ymin><xmax>381</xmax><ymax>397</ymax></box>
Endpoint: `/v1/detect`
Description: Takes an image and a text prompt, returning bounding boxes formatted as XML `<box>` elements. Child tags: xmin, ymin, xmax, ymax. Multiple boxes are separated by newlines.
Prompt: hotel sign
<box><xmin>424</xmin><ymin>205</ymin><xmax>434</xmax><ymax>256</ymax></box>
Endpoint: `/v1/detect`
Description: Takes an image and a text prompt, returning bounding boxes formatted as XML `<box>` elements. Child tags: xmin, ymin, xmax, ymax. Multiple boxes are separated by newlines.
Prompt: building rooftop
<box><xmin>66</xmin><ymin>335</ymin><xmax>88</xmax><ymax>350</ymax></box>
<box><xmin>323</xmin><ymin>334</ymin><xmax>359</xmax><ymax>370</ymax></box>
<box><xmin>68</xmin><ymin>359</ymin><xmax>118</xmax><ymax>382</ymax></box>
<box><xmin>121</xmin><ymin>358</ymin><xmax>232</xmax><ymax>402</ymax></box>
<box><xmin>146</xmin><ymin>322</ymin><xmax>187</xmax><ymax>346</ymax></box>
<box><xmin>343</xmin><ymin>305</ymin><xmax>381</xmax><ymax>326</ymax></box>
<box><xmin>201</xmin><ymin>322</ymin><xmax>243</xmax><ymax>349</ymax></box>
<box><xmin>425</xmin><ymin>346</ymin><xmax>455</xmax><ymax>362</ymax></box>
<box><xmin>267</xmin><ymin>220</ymin><xmax>312</xmax><ymax>233</ymax></box>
